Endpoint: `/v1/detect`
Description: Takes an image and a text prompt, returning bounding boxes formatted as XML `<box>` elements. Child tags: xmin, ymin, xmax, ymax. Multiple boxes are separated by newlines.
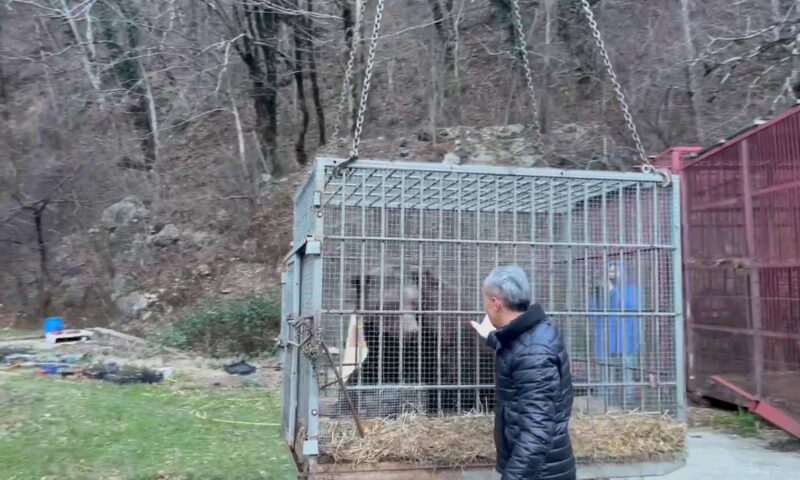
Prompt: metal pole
<box><xmin>457</xmin><ymin>174</ymin><xmax>463</xmax><ymax>411</ymax></box>
<box><xmin>741</xmin><ymin>139</ymin><xmax>765</xmax><ymax>399</ymax></box>
<box><xmin>286</xmin><ymin>255</ymin><xmax>301</xmax><ymax>444</ymax></box>
<box><xmin>679</xmin><ymin>165</ymin><xmax>696</xmax><ymax>395</ymax></box>
<box><xmin>673</xmin><ymin>176</ymin><xmax>688</xmax><ymax>422</ymax></box>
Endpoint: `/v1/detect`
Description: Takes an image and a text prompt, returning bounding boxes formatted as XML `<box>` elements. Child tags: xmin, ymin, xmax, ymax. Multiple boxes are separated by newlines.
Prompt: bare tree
<box><xmin>429</xmin><ymin>0</ymin><xmax>455</xmax><ymax>74</ymax></box>
<box><xmin>680</xmin><ymin>0</ymin><xmax>706</xmax><ymax>144</ymax></box>
<box><xmin>211</xmin><ymin>1</ymin><xmax>283</xmax><ymax>174</ymax></box>
<box><xmin>2</xmin><ymin>164</ymin><xmax>80</xmax><ymax>318</ymax></box>
<box><xmin>94</xmin><ymin>0</ymin><xmax>161</xmax><ymax>172</ymax></box>
<box><xmin>306</xmin><ymin>0</ymin><xmax>326</xmax><ymax>145</ymax></box>
<box><xmin>336</xmin><ymin>0</ymin><xmax>360</xmax><ymax>136</ymax></box>
<box><xmin>541</xmin><ymin>0</ymin><xmax>555</xmax><ymax>133</ymax></box>
<box><xmin>0</xmin><ymin>7</ymin><xmax>6</xmax><ymax>115</ymax></box>
<box><xmin>291</xmin><ymin>0</ymin><xmax>311</xmax><ymax>166</ymax></box>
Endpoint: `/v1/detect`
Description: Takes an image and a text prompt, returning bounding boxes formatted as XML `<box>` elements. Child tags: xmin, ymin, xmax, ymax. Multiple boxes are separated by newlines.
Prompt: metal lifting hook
<box><xmin>640</xmin><ymin>164</ymin><xmax>673</xmax><ymax>187</ymax></box>
<box><xmin>332</xmin><ymin>155</ymin><xmax>358</xmax><ymax>178</ymax></box>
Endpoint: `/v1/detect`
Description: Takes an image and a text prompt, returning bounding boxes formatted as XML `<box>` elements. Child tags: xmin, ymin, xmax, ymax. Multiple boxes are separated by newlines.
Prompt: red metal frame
<box><xmin>652</xmin><ymin>146</ymin><xmax>702</xmax><ymax>173</ymax></box>
<box><xmin>673</xmin><ymin>103</ymin><xmax>800</xmax><ymax>438</ymax></box>
<box><xmin>710</xmin><ymin>375</ymin><xmax>800</xmax><ymax>439</ymax></box>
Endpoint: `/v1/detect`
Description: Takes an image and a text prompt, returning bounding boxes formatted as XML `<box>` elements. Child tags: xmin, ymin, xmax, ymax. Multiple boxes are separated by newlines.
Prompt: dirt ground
<box><xmin>0</xmin><ymin>328</ymin><xmax>282</xmax><ymax>389</ymax></box>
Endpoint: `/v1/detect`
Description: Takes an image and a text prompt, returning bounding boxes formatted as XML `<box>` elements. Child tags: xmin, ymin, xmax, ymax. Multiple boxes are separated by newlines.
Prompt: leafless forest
<box><xmin>1</xmin><ymin>0</ymin><xmax>798</xmax><ymax>329</ymax></box>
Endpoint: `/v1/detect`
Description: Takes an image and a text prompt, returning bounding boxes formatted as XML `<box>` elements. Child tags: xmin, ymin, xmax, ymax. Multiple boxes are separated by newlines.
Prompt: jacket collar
<box><xmin>486</xmin><ymin>303</ymin><xmax>547</xmax><ymax>351</ymax></box>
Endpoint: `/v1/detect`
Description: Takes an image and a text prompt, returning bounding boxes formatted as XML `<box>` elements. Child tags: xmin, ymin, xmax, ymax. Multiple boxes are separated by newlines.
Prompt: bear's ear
<box><xmin>405</xmin><ymin>266</ymin><xmax>419</xmax><ymax>286</ymax></box>
<box><xmin>421</xmin><ymin>270</ymin><xmax>438</xmax><ymax>289</ymax></box>
<box><xmin>350</xmin><ymin>273</ymin><xmax>375</xmax><ymax>291</ymax></box>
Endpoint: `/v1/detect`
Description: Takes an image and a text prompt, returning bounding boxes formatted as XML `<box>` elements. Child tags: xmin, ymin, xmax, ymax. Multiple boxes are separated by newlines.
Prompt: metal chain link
<box><xmin>579</xmin><ymin>0</ymin><xmax>650</xmax><ymax>172</ymax></box>
<box><xmin>331</xmin><ymin>0</ymin><xmax>369</xmax><ymax>143</ymax></box>
<box><xmin>511</xmin><ymin>0</ymin><xmax>544</xmax><ymax>153</ymax></box>
<box><xmin>348</xmin><ymin>0</ymin><xmax>385</xmax><ymax>161</ymax></box>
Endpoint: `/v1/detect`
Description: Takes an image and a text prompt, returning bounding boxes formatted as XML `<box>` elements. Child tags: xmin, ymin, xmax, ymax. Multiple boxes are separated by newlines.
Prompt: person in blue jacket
<box><xmin>591</xmin><ymin>259</ymin><xmax>640</xmax><ymax>407</ymax></box>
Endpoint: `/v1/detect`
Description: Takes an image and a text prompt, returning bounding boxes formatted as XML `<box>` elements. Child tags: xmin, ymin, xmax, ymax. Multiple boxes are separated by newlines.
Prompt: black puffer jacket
<box><xmin>486</xmin><ymin>304</ymin><xmax>576</xmax><ymax>480</ymax></box>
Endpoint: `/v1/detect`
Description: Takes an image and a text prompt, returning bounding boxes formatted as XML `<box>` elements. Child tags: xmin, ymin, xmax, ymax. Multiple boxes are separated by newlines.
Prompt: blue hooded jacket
<box><xmin>591</xmin><ymin>261</ymin><xmax>640</xmax><ymax>357</ymax></box>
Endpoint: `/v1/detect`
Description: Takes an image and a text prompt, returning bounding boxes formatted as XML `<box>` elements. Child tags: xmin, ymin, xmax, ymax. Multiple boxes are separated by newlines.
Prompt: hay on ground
<box><xmin>321</xmin><ymin>413</ymin><xmax>686</xmax><ymax>467</ymax></box>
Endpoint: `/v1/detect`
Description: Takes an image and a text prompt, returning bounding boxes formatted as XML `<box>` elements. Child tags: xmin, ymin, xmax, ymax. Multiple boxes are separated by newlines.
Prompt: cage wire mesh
<box><xmin>283</xmin><ymin>158</ymin><xmax>684</xmax><ymax>455</ymax></box>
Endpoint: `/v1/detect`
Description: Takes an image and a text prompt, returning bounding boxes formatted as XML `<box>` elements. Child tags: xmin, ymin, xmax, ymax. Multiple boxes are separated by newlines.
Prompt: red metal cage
<box><xmin>677</xmin><ymin>104</ymin><xmax>800</xmax><ymax>437</ymax></box>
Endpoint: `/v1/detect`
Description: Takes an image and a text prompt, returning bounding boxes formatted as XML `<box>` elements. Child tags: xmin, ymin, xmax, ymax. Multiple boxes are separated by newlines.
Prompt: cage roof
<box><xmin>313</xmin><ymin>156</ymin><xmax>667</xmax><ymax>214</ymax></box>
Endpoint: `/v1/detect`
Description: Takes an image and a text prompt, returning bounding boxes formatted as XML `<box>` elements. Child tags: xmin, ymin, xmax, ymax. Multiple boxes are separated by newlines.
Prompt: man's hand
<box><xmin>470</xmin><ymin>314</ymin><xmax>496</xmax><ymax>339</ymax></box>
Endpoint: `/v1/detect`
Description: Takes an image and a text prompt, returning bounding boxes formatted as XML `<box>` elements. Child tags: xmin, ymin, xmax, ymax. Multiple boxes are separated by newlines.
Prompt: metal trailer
<box><xmin>678</xmin><ymin>104</ymin><xmax>800</xmax><ymax>438</ymax></box>
<box><xmin>280</xmin><ymin>156</ymin><xmax>687</xmax><ymax>478</ymax></box>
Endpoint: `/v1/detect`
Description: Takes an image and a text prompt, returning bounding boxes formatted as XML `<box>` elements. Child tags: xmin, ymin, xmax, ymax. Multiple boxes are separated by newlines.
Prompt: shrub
<box><xmin>162</xmin><ymin>292</ymin><xmax>280</xmax><ymax>357</ymax></box>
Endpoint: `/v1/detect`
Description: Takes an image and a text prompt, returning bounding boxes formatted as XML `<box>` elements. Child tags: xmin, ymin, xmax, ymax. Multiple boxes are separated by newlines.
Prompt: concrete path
<box><xmin>650</xmin><ymin>429</ymin><xmax>800</xmax><ymax>479</ymax></box>
<box><xmin>480</xmin><ymin>429</ymin><xmax>800</xmax><ymax>480</ymax></box>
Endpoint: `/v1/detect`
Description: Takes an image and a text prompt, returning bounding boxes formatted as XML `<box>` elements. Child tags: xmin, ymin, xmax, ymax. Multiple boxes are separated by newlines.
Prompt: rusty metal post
<box><xmin>320</xmin><ymin>341</ymin><xmax>366</xmax><ymax>438</ymax></box>
<box><xmin>740</xmin><ymin>139</ymin><xmax>765</xmax><ymax>399</ymax></box>
<box><xmin>679</xmin><ymin>172</ymin><xmax>696</xmax><ymax>394</ymax></box>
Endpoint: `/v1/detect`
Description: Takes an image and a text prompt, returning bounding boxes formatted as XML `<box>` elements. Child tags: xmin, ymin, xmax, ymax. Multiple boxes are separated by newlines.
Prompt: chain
<box><xmin>579</xmin><ymin>0</ymin><xmax>650</xmax><ymax>172</ymax></box>
<box><xmin>348</xmin><ymin>0</ymin><xmax>385</xmax><ymax>162</ymax></box>
<box><xmin>510</xmin><ymin>0</ymin><xmax>544</xmax><ymax>153</ymax></box>
<box><xmin>331</xmin><ymin>0</ymin><xmax>369</xmax><ymax>143</ymax></box>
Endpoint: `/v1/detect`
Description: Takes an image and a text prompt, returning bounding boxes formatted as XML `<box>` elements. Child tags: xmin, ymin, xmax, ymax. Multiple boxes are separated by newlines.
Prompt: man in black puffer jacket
<box><xmin>470</xmin><ymin>266</ymin><xmax>576</xmax><ymax>480</ymax></box>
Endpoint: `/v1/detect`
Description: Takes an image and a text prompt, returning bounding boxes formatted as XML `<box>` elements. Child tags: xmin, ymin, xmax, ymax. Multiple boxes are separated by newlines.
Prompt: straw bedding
<box><xmin>321</xmin><ymin>413</ymin><xmax>686</xmax><ymax>467</ymax></box>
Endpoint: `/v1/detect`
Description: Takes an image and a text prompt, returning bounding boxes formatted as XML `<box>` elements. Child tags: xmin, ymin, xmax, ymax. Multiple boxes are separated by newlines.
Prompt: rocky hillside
<box><xmin>1</xmin><ymin>0</ymin><xmax>797</xmax><ymax>330</ymax></box>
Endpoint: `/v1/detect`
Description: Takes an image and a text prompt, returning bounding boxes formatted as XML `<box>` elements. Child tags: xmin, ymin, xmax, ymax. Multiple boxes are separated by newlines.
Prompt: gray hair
<box><xmin>483</xmin><ymin>265</ymin><xmax>532</xmax><ymax>312</ymax></box>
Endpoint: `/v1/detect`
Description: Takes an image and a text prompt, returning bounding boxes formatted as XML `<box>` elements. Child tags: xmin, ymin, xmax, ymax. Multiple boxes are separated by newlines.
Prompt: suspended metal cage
<box><xmin>280</xmin><ymin>156</ymin><xmax>686</xmax><ymax>475</ymax></box>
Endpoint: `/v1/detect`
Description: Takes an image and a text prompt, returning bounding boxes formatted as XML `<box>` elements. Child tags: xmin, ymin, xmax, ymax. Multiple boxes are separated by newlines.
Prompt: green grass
<box><xmin>0</xmin><ymin>328</ymin><xmax>39</xmax><ymax>340</ymax></box>
<box><xmin>0</xmin><ymin>371</ymin><xmax>295</xmax><ymax>480</ymax></box>
<box><xmin>709</xmin><ymin>408</ymin><xmax>762</xmax><ymax>437</ymax></box>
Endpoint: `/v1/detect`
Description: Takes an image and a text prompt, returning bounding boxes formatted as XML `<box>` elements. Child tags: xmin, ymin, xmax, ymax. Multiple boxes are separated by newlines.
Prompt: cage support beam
<box><xmin>304</xmin><ymin>458</ymin><xmax>687</xmax><ymax>479</ymax></box>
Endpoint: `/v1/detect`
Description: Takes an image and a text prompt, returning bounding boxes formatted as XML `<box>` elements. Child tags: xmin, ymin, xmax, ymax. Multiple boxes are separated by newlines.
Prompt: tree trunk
<box><xmin>352</xmin><ymin>0</ymin><xmax>364</xmax><ymax>134</ymax></box>
<box><xmin>252</xmin><ymin>78</ymin><xmax>280</xmax><ymax>175</ymax></box>
<box><xmin>57</xmin><ymin>0</ymin><xmax>103</xmax><ymax>96</ymax></box>
<box><xmin>293</xmin><ymin>2</ymin><xmax>310</xmax><ymax>166</ymax></box>
<box><xmin>260</xmin><ymin>11</ymin><xmax>280</xmax><ymax>174</ymax></box>
<box><xmin>773</xmin><ymin>0</ymin><xmax>784</xmax><ymax>41</ymax></box>
<box><xmin>307</xmin><ymin>0</ymin><xmax>326</xmax><ymax>146</ymax></box>
<box><xmin>429</xmin><ymin>0</ymin><xmax>456</xmax><ymax>122</ymax></box>
<box><xmin>541</xmin><ymin>0</ymin><xmax>555</xmax><ymax>134</ymax></box>
<box><xmin>96</xmin><ymin>0</ymin><xmax>159</xmax><ymax>169</ymax></box>
<box><xmin>341</xmin><ymin>1</ymin><xmax>354</xmax><ymax>57</ymax></box>
<box><xmin>243</xmin><ymin>5</ymin><xmax>281</xmax><ymax>175</ymax></box>
<box><xmin>0</xmin><ymin>8</ymin><xmax>6</xmax><ymax>117</ymax></box>
<box><xmin>130</xmin><ymin>96</ymin><xmax>158</xmax><ymax>169</ymax></box>
<box><xmin>227</xmin><ymin>2</ymin><xmax>282</xmax><ymax>176</ymax></box>
<box><xmin>490</xmin><ymin>0</ymin><xmax>514</xmax><ymax>42</ymax></box>
<box><xmin>429</xmin><ymin>0</ymin><xmax>455</xmax><ymax>72</ymax></box>
<box><xmin>338</xmin><ymin>0</ymin><xmax>368</xmax><ymax>135</ymax></box>
<box><xmin>336</xmin><ymin>0</ymin><xmax>360</xmax><ymax>132</ymax></box>
<box><xmin>32</xmin><ymin>203</ymin><xmax>51</xmax><ymax>319</ymax></box>
<box><xmin>451</xmin><ymin>0</ymin><xmax>465</xmax><ymax>124</ymax></box>
<box><xmin>556</xmin><ymin>2</ymin><xmax>596</xmax><ymax>100</ymax></box>
<box><xmin>225</xmin><ymin>63</ymin><xmax>250</xmax><ymax>186</ymax></box>
<box><xmin>33</xmin><ymin>205</ymin><xmax>47</xmax><ymax>285</ymax></box>
<box><xmin>679</xmin><ymin>0</ymin><xmax>706</xmax><ymax>144</ymax></box>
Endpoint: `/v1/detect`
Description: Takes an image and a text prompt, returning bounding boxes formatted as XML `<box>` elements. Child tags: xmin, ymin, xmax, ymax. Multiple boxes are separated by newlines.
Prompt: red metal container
<box><xmin>678</xmin><ymin>104</ymin><xmax>800</xmax><ymax>438</ymax></box>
